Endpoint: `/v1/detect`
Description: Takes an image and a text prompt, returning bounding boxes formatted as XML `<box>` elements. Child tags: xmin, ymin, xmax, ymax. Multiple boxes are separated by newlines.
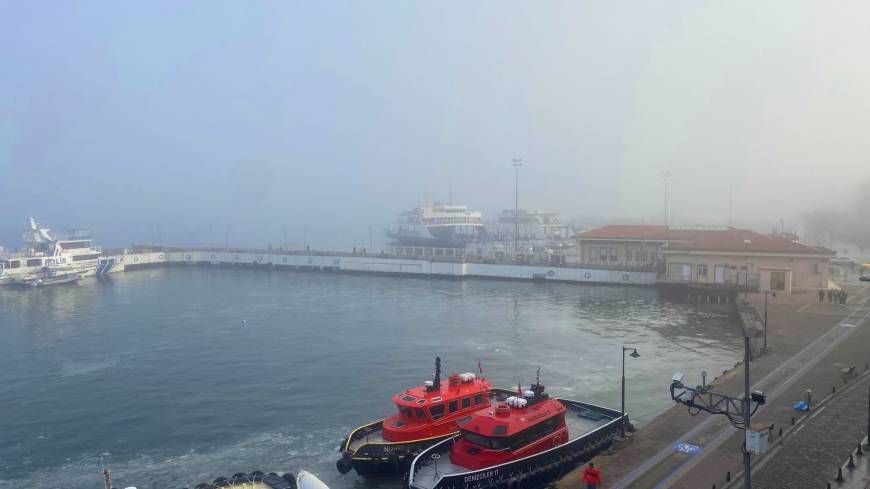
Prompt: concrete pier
<box><xmin>107</xmin><ymin>247</ymin><xmax>658</xmax><ymax>286</ymax></box>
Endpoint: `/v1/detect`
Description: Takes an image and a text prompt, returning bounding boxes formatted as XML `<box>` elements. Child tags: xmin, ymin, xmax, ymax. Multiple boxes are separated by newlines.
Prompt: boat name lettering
<box><xmin>464</xmin><ymin>469</ymin><xmax>498</xmax><ymax>483</ymax></box>
<box><xmin>45</xmin><ymin>258</ymin><xmax>67</xmax><ymax>265</ymax></box>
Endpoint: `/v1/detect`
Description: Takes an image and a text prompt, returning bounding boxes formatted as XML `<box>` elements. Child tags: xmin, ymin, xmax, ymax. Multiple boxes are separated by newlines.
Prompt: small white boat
<box><xmin>15</xmin><ymin>267</ymin><xmax>82</xmax><ymax>287</ymax></box>
<box><xmin>297</xmin><ymin>471</ymin><xmax>331</xmax><ymax>489</ymax></box>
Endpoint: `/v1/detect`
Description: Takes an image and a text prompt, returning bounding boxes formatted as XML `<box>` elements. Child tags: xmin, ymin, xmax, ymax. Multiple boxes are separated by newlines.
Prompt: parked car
<box><xmin>831</xmin><ymin>256</ymin><xmax>855</xmax><ymax>265</ymax></box>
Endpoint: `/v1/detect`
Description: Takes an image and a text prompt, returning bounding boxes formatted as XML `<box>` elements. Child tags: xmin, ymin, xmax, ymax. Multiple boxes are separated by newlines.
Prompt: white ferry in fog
<box><xmin>0</xmin><ymin>218</ymin><xmax>115</xmax><ymax>285</ymax></box>
<box><xmin>386</xmin><ymin>201</ymin><xmax>487</xmax><ymax>248</ymax></box>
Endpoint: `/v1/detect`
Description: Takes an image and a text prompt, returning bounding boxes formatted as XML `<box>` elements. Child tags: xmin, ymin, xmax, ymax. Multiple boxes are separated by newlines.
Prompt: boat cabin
<box><xmin>383</xmin><ymin>371</ymin><xmax>492</xmax><ymax>442</ymax></box>
<box><xmin>450</xmin><ymin>385</ymin><xmax>567</xmax><ymax>470</ymax></box>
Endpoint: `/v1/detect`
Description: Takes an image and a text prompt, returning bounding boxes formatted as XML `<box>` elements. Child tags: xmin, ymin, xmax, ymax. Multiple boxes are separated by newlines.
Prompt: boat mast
<box><xmin>432</xmin><ymin>356</ymin><xmax>441</xmax><ymax>391</ymax></box>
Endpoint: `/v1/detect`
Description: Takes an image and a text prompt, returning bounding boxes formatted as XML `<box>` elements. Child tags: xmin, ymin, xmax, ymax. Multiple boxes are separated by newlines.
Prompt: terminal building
<box><xmin>574</xmin><ymin>225</ymin><xmax>834</xmax><ymax>294</ymax></box>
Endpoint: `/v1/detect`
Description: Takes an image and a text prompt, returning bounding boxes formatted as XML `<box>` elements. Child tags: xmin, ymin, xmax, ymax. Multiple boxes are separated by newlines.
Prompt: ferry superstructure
<box><xmin>387</xmin><ymin>202</ymin><xmax>486</xmax><ymax>248</ymax></box>
<box><xmin>0</xmin><ymin>218</ymin><xmax>115</xmax><ymax>284</ymax></box>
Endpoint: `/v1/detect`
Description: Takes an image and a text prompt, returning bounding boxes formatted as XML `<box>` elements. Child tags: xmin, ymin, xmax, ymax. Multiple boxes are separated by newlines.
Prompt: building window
<box><xmin>812</xmin><ymin>263</ymin><xmax>821</xmax><ymax>274</ymax></box>
<box><xmin>609</xmin><ymin>248</ymin><xmax>618</xmax><ymax>261</ymax></box>
<box><xmin>599</xmin><ymin>247</ymin><xmax>608</xmax><ymax>261</ymax></box>
<box><xmin>697</xmin><ymin>264</ymin><xmax>708</xmax><ymax>278</ymax></box>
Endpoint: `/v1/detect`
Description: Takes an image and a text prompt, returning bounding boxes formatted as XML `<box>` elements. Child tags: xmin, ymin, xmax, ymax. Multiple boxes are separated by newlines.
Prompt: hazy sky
<box><xmin>2</xmin><ymin>1</ymin><xmax>868</xmax><ymax>249</ymax></box>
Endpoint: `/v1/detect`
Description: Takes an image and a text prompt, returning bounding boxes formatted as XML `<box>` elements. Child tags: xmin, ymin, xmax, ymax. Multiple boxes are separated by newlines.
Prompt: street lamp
<box><xmin>622</xmin><ymin>345</ymin><xmax>640</xmax><ymax>438</ymax></box>
<box><xmin>512</xmin><ymin>158</ymin><xmax>523</xmax><ymax>258</ymax></box>
<box><xmin>660</xmin><ymin>171</ymin><xmax>671</xmax><ymax>226</ymax></box>
<box><xmin>763</xmin><ymin>291</ymin><xmax>776</xmax><ymax>353</ymax></box>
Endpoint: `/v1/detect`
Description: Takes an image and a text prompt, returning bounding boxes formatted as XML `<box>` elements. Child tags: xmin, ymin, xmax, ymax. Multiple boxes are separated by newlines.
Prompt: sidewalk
<box><xmin>752</xmin><ymin>375</ymin><xmax>870</xmax><ymax>488</ymax></box>
<box><xmin>557</xmin><ymin>282</ymin><xmax>870</xmax><ymax>489</ymax></box>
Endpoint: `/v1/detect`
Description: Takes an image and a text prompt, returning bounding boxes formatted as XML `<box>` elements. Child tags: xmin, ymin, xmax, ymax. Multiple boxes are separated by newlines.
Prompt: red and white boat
<box><xmin>408</xmin><ymin>375</ymin><xmax>624</xmax><ymax>489</ymax></box>
<box><xmin>337</xmin><ymin>357</ymin><xmax>514</xmax><ymax>476</ymax></box>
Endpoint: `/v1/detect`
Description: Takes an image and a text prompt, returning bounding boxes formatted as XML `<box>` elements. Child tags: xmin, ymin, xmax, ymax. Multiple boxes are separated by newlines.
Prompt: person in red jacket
<box><xmin>582</xmin><ymin>462</ymin><xmax>602</xmax><ymax>489</ymax></box>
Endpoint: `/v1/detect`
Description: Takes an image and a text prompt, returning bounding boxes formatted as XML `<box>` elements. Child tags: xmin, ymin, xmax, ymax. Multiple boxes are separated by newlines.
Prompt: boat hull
<box><xmin>408</xmin><ymin>399</ymin><xmax>624</xmax><ymax>489</ymax></box>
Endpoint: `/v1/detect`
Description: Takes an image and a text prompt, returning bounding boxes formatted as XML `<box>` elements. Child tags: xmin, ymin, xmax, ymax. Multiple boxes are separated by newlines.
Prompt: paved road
<box><xmin>752</xmin><ymin>376</ymin><xmax>870</xmax><ymax>488</ymax></box>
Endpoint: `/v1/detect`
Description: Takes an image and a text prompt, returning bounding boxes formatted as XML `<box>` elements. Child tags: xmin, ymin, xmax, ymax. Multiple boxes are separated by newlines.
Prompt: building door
<box><xmin>770</xmin><ymin>271</ymin><xmax>787</xmax><ymax>291</ymax></box>
<box><xmin>714</xmin><ymin>266</ymin><xmax>725</xmax><ymax>284</ymax></box>
<box><xmin>681</xmin><ymin>264</ymin><xmax>691</xmax><ymax>281</ymax></box>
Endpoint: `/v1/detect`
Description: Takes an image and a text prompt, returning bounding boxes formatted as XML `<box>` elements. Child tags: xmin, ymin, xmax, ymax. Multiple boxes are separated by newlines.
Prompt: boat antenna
<box><xmin>433</xmin><ymin>356</ymin><xmax>441</xmax><ymax>391</ymax></box>
<box><xmin>536</xmin><ymin>367</ymin><xmax>541</xmax><ymax>387</ymax></box>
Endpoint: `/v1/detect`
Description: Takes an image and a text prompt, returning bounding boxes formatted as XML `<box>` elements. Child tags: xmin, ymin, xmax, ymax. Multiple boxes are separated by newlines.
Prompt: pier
<box><xmin>108</xmin><ymin>247</ymin><xmax>659</xmax><ymax>286</ymax></box>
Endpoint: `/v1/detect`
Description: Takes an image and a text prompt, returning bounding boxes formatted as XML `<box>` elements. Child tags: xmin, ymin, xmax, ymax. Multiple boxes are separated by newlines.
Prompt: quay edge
<box><xmin>106</xmin><ymin>247</ymin><xmax>657</xmax><ymax>286</ymax></box>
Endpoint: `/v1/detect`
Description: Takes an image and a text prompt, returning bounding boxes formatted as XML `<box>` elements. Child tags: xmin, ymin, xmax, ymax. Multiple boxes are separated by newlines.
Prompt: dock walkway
<box><xmin>557</xmin><ymin>282</ymin><xmax>870</xmax><ymax>489</ymax></box>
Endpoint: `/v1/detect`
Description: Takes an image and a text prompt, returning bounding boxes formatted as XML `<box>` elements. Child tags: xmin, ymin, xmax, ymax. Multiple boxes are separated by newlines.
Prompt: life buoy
<box><xmin>257</xmin><ymin>256</ymin><xmax>263</xmax><ymax>262</ymax></box>
<box><xmin>282</xmin><ymin>257</ymin><xmax>288</xmax><ymax>263</ymax></box>
<box><xmin>210</xmin><ymin>254</ymin><xmax>216</xmax><ymax>260</ymax></box>
<box><xmin>622</xmin><ymin>273</ymin><xmax>630</xmax><ymax>281</ymax></box>
<box><xmin>584</xmin><ymin>272</ymin><xmax>592</xmax><ymax>279</ymax></box>
<box><xmin>158</xmin><ymin>254</ymin><xmax>164</xmax><ymax>260</ymax></box>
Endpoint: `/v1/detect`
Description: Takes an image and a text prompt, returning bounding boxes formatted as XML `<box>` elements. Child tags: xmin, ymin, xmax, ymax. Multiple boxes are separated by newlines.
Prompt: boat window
<box><xmin>392</xmin><ymin>420</ymin><xmax>405</xmax><ymax>428</ymax></box>
<box><xmin>399</xmin><ymin>406</ymin><xmax>414</xmax><ymax>418</ymax></box>
<box><xmin>429</xmin><ymin>404</ymin><xmax>445</xmax><ymax>420</ymax></box>
<box><xmin>60</xmin><ymin>241</ymin><xmax>91</xmax><ymax>249</ymax></box>
<box><xmin>456</xmin><ymin>416</ymin><xmax>472</xmax><ymax>426</ymax></box>
<box><xmin>474</xmin><ymin>393</ymin><xmax>484</xmax><ymax>405</ymax></box>
<box><xmin>464</xmin><ymin>432</ymin><xmax>492</xmax><ymax>449</ymax></box>
<box><xmin>448</xmin><ymin>400</ymin><xmax>458</xmax><ymax>413</ymax></box>
<box><xmin>401</xmin><ymin>395</ymin><xmax>416</xmax><ymax>402</ymax></box>
<box><xmin>414</xmin><ymin>408</ymin><xmax>426</xmax><ymax>419</ymax></box>
<box><xmin>492</xmin><ymin>425</ymin><xmax>507</xmax><ymax>436</ymax></box>
<box><xmin>26</xmin><ymin>258</ymin><xmax>43</xmax><ymax>267</ymax></box>
<box><xmin>72</xmin><ymin>254</ymin><xmax>100</xmax><ymax>261</ymax></box>
<box><xmin>510</xmin><ymin>416</ymin><xmax>560</xmax><ymax>448</ymax></box>
<box><xmin>461</xmin><ymin>397</ymin><xmax>471</xmax><ymax>409</ymax></box>
<box><xmin>7</xmin><ymin>260</ymin><xmax>20</xmax><ymax>269</ymax></box>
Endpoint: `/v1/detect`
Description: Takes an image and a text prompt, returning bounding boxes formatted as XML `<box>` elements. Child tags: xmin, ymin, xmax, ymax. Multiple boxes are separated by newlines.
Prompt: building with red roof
<box><xmin>574</xmin><ymin>225</ymin><xmax>833</xmax><ymax>293</ymax></box>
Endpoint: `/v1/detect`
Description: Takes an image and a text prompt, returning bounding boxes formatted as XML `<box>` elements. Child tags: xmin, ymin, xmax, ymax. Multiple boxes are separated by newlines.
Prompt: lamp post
<box><xmin>660</xmin><ymin>171</ymin><xmax>671</xmax><ymax>226</ymax></box>
<box><xmin>512</xmin><ymin>158</ymin><xmax>523</xmax><ymax>258</ymax></box>
<box><xmin>622</xmin><ymin>345</ymin><xmax>640</xmax><ymax>438</ymax></box>
<box><xmin>763</xmin><ymin>290</ymin><xmax>775</xmax><ymax>353</ymax></box>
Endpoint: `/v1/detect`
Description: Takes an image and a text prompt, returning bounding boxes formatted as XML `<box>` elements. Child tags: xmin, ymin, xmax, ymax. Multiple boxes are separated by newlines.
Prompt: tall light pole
<box><xmin>512</xmin><ymin>158</ymin><xmax>523</xmax><ymax>257</ymax></box>
<box><xmin>660</xmin><ymin>171</ymin><xmax>671</xmax><ymax>226</ymax></box>
<box><xmin>621</xmin><ymin>345</ymin><xmax>640</xmax><ymax>438</ymax></box>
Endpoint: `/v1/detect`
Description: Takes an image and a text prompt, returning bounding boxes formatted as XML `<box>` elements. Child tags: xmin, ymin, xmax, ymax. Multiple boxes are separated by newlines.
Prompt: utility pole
<box><xmin>660</xmin><ymin>171</ymin><xmax>671</xmax><ymax>226</ymax></box>
<box><xmin>742</xmin><ymin>336</ymin><xmax>751</xmax><ymax>489</ymax></box>
<box><xmin>512</xmin><ymin>158</ymin><xmax>523</xmax><ymax>257</ymax></box>
<box><xmin>670</xmin><ymin>336</ymin><xmax>765</xmax><ymax>489</ymax></box>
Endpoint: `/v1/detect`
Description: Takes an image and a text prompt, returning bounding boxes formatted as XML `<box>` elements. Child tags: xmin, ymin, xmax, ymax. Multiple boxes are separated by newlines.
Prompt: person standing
<box><xmin>582</xmin><ymin>462</ymin><xmax>602</xmax><ymax>489</ymax></box>
<box><xmin>818</xmin><ymin>288</ymin><xmax>825</xmax><ymax>303</ymax></box>
<box><xmin>827</xmin><ymin>288</ymin><xmax>833</xmax><ymax>303</ymax></box>
<box><xmin>843</xmin><ymin>290</ymin><xmax>849</xmax><ymax>304</ymax></box>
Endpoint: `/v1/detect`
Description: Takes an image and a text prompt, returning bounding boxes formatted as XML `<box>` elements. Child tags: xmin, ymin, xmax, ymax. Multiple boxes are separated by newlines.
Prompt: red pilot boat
<box><xmin>408</xmin><ymin>374</ymin><xmax>625</xmax><ymax>489</ymax></box>
<box><xmin>337</xmin><ymin>357</ymin><xmax>514</xmax><ymax>476</ymax></box>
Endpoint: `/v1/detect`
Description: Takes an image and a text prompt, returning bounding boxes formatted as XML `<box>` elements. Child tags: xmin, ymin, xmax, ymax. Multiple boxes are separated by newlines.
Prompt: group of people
<box><xmin>818</xmin><ymin>287</ymin><xmax>849</xmax><ymax>304</ymax></box>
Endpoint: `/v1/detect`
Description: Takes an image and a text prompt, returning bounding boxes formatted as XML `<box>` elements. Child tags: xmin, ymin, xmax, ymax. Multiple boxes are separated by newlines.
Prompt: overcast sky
<box><xmin>1</xmin><ymin>1</ymin><xmax>868</xmax><ymax>249</ymax></box>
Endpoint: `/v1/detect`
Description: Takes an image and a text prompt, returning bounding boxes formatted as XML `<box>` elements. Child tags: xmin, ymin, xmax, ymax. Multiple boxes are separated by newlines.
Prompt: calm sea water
<box><xmin>0</xmin><ymin>267</ymin><xmax>742</xmax><ymax>489</ymax></box>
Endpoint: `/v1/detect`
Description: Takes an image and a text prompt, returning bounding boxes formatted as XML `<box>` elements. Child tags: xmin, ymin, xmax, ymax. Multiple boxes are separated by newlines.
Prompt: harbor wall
<box><xmin>111</xmin><ymin>249</ymin><xmax>657</xmax><ymax>286</ymax></box>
